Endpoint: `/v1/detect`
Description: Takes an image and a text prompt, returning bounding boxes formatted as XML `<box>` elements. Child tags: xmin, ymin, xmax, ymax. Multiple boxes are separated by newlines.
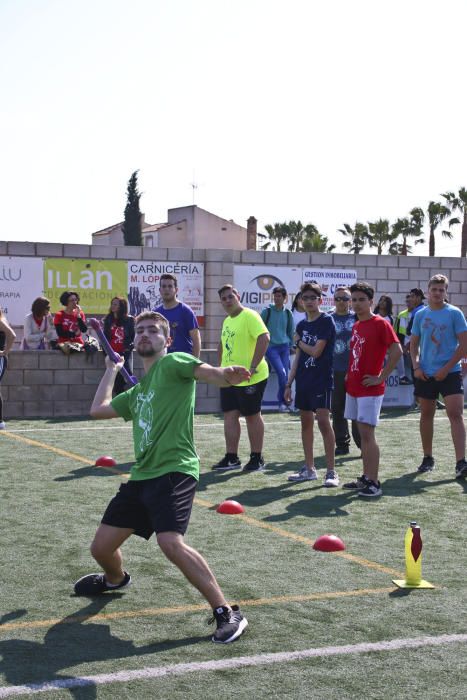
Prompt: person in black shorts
<box><xmin>74</xmin><ymin>311</ymin><xmax>250</xmax><ymax>644</ymax></box>
<box><xmin>212</xmin><ymin>285</ymin><xmax>270</xmax><ymax>473</ymax></box>
<box><xmin>410</xmin><ymin>274</ymin><xmax>467</xmax><ymax>478</ymax></box>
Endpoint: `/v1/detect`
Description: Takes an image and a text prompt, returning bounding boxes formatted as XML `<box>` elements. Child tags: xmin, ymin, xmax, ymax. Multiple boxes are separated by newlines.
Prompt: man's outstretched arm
<box><xmin>194</xmin><ymin>363</ymin><xmax>251</xmax><ymax>387</ymax></box>
<box><xmin>90</xmin><ymin>356</ymin><xmax>122</xmax><ymax>419</ymax></box>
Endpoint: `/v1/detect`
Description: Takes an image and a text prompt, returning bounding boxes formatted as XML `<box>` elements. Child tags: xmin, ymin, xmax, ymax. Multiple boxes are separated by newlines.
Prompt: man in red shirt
<box><xmin>343</xmin><ymin>282</ymin><xmax>402</xmax><ymax>497</ymax></box>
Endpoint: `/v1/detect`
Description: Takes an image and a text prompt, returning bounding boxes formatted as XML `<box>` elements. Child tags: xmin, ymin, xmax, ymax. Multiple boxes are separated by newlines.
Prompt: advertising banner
<box><xmin>234</xmin><ymin>265</ymin><xmax>357</xmax><ymax>314</ymax></box>
<box><xmin>44</xmin><ymin>259</ymin><xmax>128</xmax><ymax>314</ymax></box>
<box><xmin>302</xmin><ymin>268</ymin><xmax>357</xmax><ymax>312</ymax></box>
<box><xmin>0</xmin><ymin>256</ymin><xmax>44</xmax><ymax>324</ymax></box>
<box><xmin>127</xmin><ymin>261</ymin><xmax>205</xmax><ymax>324</ymax></box>
<box><xmin>233</xmin><ymin>266</ymin><xmax>302</xmax><ymax>313</ymax></box>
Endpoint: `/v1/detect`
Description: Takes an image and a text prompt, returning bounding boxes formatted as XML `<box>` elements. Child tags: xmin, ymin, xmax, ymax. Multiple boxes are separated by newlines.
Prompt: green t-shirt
<box><xmin>220</xmin><ymin>307</ymin><xmax>269</xmax><ymax>386</ymax></box>
<box><xmin>111</xmin><ymin>352</ymin><xmax>202</xmax><ymax>482</ymax></box>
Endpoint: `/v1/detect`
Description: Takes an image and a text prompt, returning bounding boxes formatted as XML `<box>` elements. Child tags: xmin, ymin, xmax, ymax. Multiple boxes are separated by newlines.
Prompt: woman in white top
<box><xmin>23</xmin><ymin>297</ymin><xmax>57</xmax><ymax>349</ymax></box>
<box><xmin>291</xmin><ymin>292</ymin><xmax>307</xmax><ymax>329</ymax></box>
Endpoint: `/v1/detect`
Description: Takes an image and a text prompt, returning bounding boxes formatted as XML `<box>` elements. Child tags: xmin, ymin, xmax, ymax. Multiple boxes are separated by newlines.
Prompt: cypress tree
<box><xmin>122</xmin><ymin>170</ymin><xmax>143</xmax><ymax>246</ymax></box>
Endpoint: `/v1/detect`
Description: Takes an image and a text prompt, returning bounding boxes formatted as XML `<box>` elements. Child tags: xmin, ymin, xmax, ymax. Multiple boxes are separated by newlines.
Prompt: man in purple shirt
<box><xmin>153</xmin><ymin>274</ymin><xmax>201</xmax><ymax>357</ymax></box>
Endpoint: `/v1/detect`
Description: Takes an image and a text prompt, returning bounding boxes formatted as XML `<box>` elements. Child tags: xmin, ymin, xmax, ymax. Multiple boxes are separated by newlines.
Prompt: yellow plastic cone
<box><xmin>393</xmin><ymin>521</ymin><xmax>434</xmax><ymax>589</ymax></box>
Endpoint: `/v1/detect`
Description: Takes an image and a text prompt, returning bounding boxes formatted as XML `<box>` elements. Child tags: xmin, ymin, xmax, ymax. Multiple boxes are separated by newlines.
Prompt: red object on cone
<box><xmin>313</xmin><ymin>534</ymin><xmax>345</xmax><ymax>552</ymax></box>
<box><xmin>216</xmin><ymin>500</ymin><xmax>245</xmax><ymax>515</ymax></box>
<box><xmin>95</xmin><ymin>456</ymin><xmax>117</xmax><ymax>467</ymax></box>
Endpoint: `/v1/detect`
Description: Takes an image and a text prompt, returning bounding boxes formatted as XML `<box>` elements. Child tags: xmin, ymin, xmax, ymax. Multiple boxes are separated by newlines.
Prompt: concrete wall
<box><xmin>2</xmin><ymin>239</ymin><xmax>466</xmax><ymax>418</ymax></box>
<box><xmin>4</xmin><ymin>349</ymin><xmax>221</xmax><ymax>418</ymax></box>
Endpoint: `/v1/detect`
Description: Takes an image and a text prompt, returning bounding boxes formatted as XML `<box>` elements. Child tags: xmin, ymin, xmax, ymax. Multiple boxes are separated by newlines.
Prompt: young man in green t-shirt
<box><xmin>74</xmin><ymin>311</ymin><xmax>250</xmax><ymax>644</ymax></box>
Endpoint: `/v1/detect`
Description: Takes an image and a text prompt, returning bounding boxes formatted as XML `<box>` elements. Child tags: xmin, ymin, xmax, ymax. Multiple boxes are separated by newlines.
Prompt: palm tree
<box><xmin>441</xmin><ymin>188</ymin><xmax>467</xmax><ymax>257</ymax></box>
<box><xmin>301</xmin><ymin>228</ymin><xmax>336</xmax><ymax>252</ymax></box>
<box><xmin>338</xmin><ymin>222</ymin><xmax>368</xmax><ymax>254</ymax></box>
<box><xmin>286</xmin><ymin>220</ymin><xmax>308</xmax><ymax>252</ymax></box>
<box><xmin>261</xmin><ymin>222</ymin><xmax>289</xmax><ymax>251</ymax></box>
<box><xmin>367</xmin><ymin>219</ymin><xmax>398</xmax><ymax>255</ymax></box>
<box><xmin>426</xmin><ymin>201</ymin><xmax>458</xmax><ymax>257</ymax></box>
<box><xmin>391</xmin><ymin>208</ymin><xmax>425</xmax><ymax>255</ymax></box>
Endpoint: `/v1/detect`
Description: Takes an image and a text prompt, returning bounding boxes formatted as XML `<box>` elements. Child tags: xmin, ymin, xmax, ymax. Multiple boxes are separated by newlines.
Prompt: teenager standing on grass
<box><xmin>410</xmin><ymin>274</ymin><xmax>467</xmax><ymax>479</ymax></box>
<box><xmin>153</xmin><ymin>273</ymin><xmax>201</xmax><ymax>357</ymax></box>
<box><xmin>343</xmin><ymin>282</ymin><xmax>402</xmax><ymax>498</ymax></box>
<box><xmin>329</xmin><ymin>286</ymin><xmax>361</xmax><ymax>456</ymax></box>
<box><xmin>0</xmin><ymin>307</ymin><xmax>16</xmax><ymax>430</ymax></box>
<box><xmin>260</xmin><ymin>286</ymin><xmax>294</xmax><ymax>412</ymax></box>
<box><xmin>284</xmin><ymin>282</ymin><xmax>339</xmax><ymax>487</ymax></box>
<box><xmin>74</xmin><ymin>311</ymin><xmax>249</xmax><ymax>644</ymax></box>
<box><xmin>212</xmin><ymin>285</ymin><xmax>269</xmax><ymax>473</ymax></box>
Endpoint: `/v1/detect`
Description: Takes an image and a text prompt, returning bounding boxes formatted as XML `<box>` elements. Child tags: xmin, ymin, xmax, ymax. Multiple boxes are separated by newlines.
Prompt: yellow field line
<box><xmin>2</xmin><ymin>432</ymin><xmax>403</xmax><ymax>578</ymax></box>
<box><xmin>195</xmin><ymin>497</ymin><xmax>403</xmax><ymax>577</ymax></box>
<box><xmin>0</xmin><ymin>586</ymin><xmax>395</xmax><ymax>633</ymax></box>
<box><xmin>0</xmin><ymin>431</ymin><xmax>94</xmax><ymax>465</ymax></box>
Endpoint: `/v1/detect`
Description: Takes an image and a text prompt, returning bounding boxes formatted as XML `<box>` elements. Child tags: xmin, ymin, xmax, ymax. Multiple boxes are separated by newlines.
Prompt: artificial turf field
<box><xmin>0</xmin><ymin>408</ymin><xmax>466</xmax><ymax>699</ymax></box>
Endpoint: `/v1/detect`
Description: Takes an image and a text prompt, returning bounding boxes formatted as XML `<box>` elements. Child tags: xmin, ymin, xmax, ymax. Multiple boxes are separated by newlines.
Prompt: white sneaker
<box><xmin>288</xmin><ymin>466</ymin><xmax>318</xmax><ymax>482</ymax></box>
<box><xmin>0</xmin><ymin>421</ymin><xmax>6</xmax><ymax>430</ymax></box>
<box><xmin>324</xmin><ymin>470</ymin><xmax>340</xmax><ymax>487</ymax></box>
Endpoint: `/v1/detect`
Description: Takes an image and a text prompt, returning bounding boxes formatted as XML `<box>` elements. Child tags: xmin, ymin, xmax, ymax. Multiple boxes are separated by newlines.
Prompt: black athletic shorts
<box><xmin>295</xmin><ymin>387</ymin><xmax>333</xmax><ymax>412</ymax></box>
<box><xmin>220</xmin><ymin>378</ymin><xmax>267</xmax><ymax>416</ymax></box>
<box><xmin>101</xmin><ymin>472</ymin><xmax>197</xmax><ymax>539</ymax></box>
<box><xmin>414</xmin><ymin>371</ymin><xmax>463</xmax><ymax>401</ymax></box>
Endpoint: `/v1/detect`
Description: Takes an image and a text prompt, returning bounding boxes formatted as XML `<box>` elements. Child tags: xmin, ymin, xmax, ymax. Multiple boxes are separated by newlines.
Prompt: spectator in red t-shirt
<box><xmin>103</xmin><ymin>296</ymin><xmax>135</xmax><ymax>395</ymax></box>
<box><xmin>343</xmin><ymin>282</ymin><xmax>402</xmax><ymax>498</ymax></box>
<box><xmin>54</xmin><ymin>291</ymin><xmax>87</xmax><ymax>347</ymax></box>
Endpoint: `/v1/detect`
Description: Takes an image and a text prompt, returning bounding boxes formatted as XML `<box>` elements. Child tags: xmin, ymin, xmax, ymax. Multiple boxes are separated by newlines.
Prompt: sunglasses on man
<box><xmin>334</xmin><ymin>296</ymin><xmax>350</xmax><ymax>302</ymax></box>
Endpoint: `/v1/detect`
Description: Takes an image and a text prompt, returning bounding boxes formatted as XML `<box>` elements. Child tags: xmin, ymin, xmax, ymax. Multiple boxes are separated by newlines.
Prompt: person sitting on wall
<box><xmin>23</xmin><ymin>297</ymin><xmax>57</xmax><ymax>349</ymax></box>
<box><xmin>54</xmin><ymin>291</ymin><xmax>88</xmax><ymax>352</ymax></box>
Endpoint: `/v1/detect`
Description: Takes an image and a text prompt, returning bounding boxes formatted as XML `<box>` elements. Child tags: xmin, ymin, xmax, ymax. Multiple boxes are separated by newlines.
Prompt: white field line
<box><xmin>2</xmin><ymin>415</ymin><xmax>451</xmax><ymax>433</ymax></box>
<box><xmin>0</xmin><ymin>633</ymin><xmax>466</xmax><ymax>697</ymax></box>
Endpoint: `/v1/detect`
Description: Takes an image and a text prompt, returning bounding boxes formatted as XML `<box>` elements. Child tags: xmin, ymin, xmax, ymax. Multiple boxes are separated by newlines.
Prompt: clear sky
<box><xmin>1</xmin><ymin>0</ymin><xmax>466</xmax><ymax>256</ymax></box>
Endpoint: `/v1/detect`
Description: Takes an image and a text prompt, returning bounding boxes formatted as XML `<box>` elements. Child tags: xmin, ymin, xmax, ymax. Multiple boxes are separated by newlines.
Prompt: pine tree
<box><xmin>122</xmin><ymin>171</ymin><xmax>143</xmax><ymax>246</ymax></box>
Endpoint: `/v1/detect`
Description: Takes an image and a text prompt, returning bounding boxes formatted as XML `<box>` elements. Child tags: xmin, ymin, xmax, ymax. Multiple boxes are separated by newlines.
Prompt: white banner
<box><xmin>127</xmin><ymin>261</ymin><xmax>205</xmax><ymax>324</ymax></box>
<box><xmin>0</xmin><ymin>257</ymin><xmax>44</xmax><ymax>325</ymax></box>
<box><xmin>233</xmin><ymin>266</ymin><xmax>302</xmax><ymax>313</ymax></box>
<box><xmin>234</xmin><ymin>265</ymin><xmax>357</xmax><ymax>314</ymax></box>
<box><xmin>302</xmin><ymin>268</ymin><xmax>357</xmax><ymax>312</ymax></box>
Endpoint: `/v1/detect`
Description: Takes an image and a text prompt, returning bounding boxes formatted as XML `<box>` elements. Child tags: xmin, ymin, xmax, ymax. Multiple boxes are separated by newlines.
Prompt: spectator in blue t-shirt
<box><xmin>329</xmin><ymin>286</ymin><xmax>361</xmax><ymax>455</ymax></box>
<box><xmin>261</xmin><ymin>286</ymin><xmax>294</xmax><ymax>412</ymax></box>
<box><xmin>153</xmin><ymin>274</ymin><xmax>201</xmax><ymax>357</ymax></box>
<box><xmin>410</xmin><ymin>274</ymin><xmax>467</xmax><ymax>479</ymax></box>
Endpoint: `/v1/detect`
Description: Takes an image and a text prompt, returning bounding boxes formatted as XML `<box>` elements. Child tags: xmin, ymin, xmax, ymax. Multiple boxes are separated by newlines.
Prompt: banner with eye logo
<box><xmin>234</xmin><ymin>265</ymin><xmax>357</xmax><ymax>314</ymax></box>
<box><xmin>233</xmin><ymin>266</ymin><xmax>302</xmax><ymax>314</ymax></box>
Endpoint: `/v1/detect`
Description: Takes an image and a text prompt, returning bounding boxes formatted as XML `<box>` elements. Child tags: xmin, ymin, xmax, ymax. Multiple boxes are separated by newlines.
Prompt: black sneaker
<box><xmin>74</xmin><ymin>571</ymin><xmax>131</xmax><ymax>596</ymax></box>
<box><xmin>243</xmin><ymin>454</ymin><xmax>265</xmax><ymax>472</ymax></box>
<box><xmin>343</xmin><ymin>474</ymin><xmax>370</xmax><ymax>489</ymax></box>
<box><xmin>436</xmin><ymin>400</ymin><xmax>445</xmax><ymax>410</ymax></box>
<box><xmin>358</xmin><ymin>480</ymin><xmax>382</xmax><ymax>498</ymax></box>
<box><xmin>417</xmin><ymin>456</ymin><xmax>435</xmax><ymax>473</ymax></box>
<box><xmin>211</xmin><ymin>605</ymin><xmax>248</xmax><ymax>643</ymax></box>
<box><xmin>212</xmin><ymin>455</ymin><xmax>242</xmax><ymax>471</ymax></box>
<box><xmin>335</xmin><ymin>446</ymin><xmax>350</xmax><ymax>456</ymax></box>
<box><xmin>455</xmin><ymin>459</ymin><xmax>467</xmax><ymax>479</ymax></box>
